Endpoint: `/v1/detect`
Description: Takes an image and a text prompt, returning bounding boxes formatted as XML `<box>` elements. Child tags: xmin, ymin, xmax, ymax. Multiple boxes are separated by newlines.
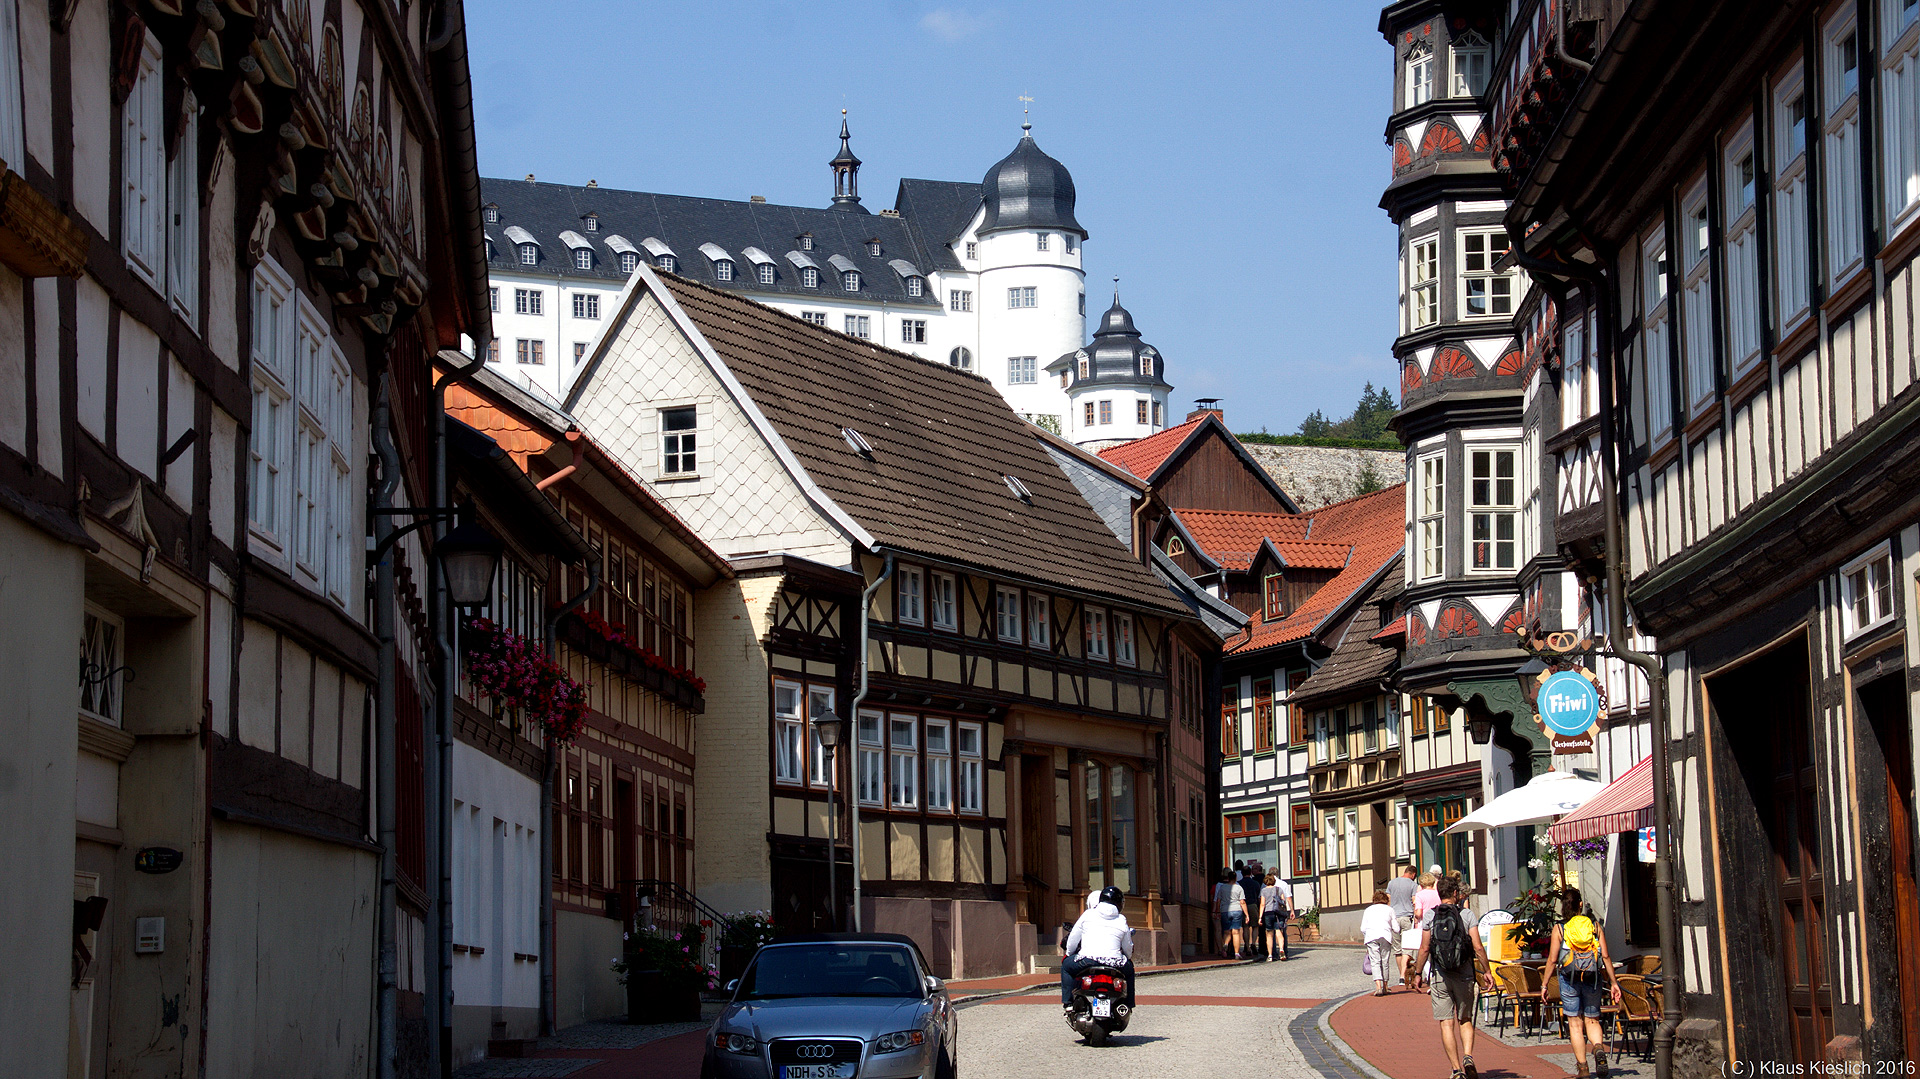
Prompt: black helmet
<box><xmin>1098</xmin><ymin>885</ymin><xmax>1125</xmax><ymax>908</ymax></box>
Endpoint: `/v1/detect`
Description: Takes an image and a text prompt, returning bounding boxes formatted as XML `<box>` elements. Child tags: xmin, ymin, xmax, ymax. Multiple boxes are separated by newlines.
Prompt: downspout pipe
<box><xmin>372</xmin><ymin>375</ymin><xmax>403</xmax><ymax>1079</ymax></box>
<box><xmin>847</xmin><ymin>551</ymin><xmax>894</xmax><ymax>932</ymax></box>
<box><xmin>542</xmin><ymin>559</ymin><xmax>599</xmax><ymax>1035</ymax></box>
<box><xmin>1512</xmin><ymin>248</ymin><xmax>1678</xmax><ymax>1079</ymax></box>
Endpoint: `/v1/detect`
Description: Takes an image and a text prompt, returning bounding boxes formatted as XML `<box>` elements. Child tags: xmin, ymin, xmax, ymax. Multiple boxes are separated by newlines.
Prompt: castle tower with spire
<box><xmin>829</xmin><ymin>109</ymin><xmax>864</xmax><ymax>212</ymax></box>
<box><xmin>1050</xmin><ymin>280</ymin><xmax>1172</xmax><ymax>448</ymax></box>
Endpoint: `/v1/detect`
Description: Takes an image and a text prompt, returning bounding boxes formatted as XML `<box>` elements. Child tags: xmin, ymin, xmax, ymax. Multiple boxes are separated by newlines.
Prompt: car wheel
<box><xmin>937</xmin><ymin>1044</ymin><xmax>957</xmax><ymax>1079</ymax></box>
<box><xmin>700</xmin><ymin>1055</ymin><xmax>716</xmax><ymax>1079</ymax></box>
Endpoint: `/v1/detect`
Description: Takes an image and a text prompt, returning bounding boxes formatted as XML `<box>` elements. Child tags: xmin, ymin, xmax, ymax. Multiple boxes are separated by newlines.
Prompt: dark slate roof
<box><xmin>482</xmin><ymin>179</ymin><xmax>941</xmax><ymax>307</ymax></box>
<box><xmin>1046</xmin><ymin>297</ymin><xmax>1172</xmax><ymax>389</ymax></box>
<box><xmin>1289</xmin><ymin>553</ymin><xmax>1404</xmax><ymax>706</ymax></box>
<box><xmin>979</xmin><ymin>126</ymin><xmax>1086</xmax><ymax>238</ymax></box>
<box><xmin>892</xmin><ymin>178</ymin><xmax>982</xmax><ymax>274</ymax></box>
<box><xmin>654</xmin><ymin>273</ymin><xmax>1187</xmax><ymax>615</ymax></box>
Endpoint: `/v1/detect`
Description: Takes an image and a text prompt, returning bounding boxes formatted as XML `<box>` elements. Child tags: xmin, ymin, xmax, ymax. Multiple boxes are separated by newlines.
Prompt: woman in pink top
<box><xmin>1413</xmin><ymin>872</ymin><xmax>1442</xmax><ymax>916</ymax></box>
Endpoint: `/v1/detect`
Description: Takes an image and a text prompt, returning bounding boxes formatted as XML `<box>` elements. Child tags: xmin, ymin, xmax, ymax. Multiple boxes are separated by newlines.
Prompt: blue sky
<box><xmin>467</xmin><ymin>2</ymin><xmax>1396</xmax><ymax>436</ymax></box>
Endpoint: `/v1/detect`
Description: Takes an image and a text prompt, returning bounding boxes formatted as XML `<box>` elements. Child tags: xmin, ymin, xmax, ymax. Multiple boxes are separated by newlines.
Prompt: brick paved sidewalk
<box><xmin>1322</xmin><ymin>986</ymin><xmax>1615</xmax><ymax>1079</ymax></box>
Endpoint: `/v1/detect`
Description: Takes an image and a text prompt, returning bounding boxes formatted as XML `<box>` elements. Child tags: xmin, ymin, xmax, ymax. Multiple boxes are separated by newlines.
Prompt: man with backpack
<box><xmin>1538</xmin><ymin>887</ymin><xmax>1621</xmax><ymax>1078</ymax></box>
<box><xmin>1408</xmin><ymin>875</ymin><xmax>1494</xmax><ymax>1079</ymax></box>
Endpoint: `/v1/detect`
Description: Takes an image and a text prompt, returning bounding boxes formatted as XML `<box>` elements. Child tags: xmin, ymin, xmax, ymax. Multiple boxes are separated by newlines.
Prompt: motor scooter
<box><xmin>1064</xmin><ymin>964</ymin><xmax>1131</xmax><ymax>1046</ymax></box>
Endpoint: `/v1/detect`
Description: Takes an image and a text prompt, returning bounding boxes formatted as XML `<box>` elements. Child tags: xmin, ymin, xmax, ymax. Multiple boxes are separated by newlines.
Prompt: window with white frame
<box><xmin>1406</xmin><ymin>42</ymin><xmax>1434</xmax><ymax>107</ymax></box>
<box><xmin>1680</xmin><ymin>179</ymin><xmax>1715</xmax><ymax>409</ymax></box>
<box><xmin>1098</xmin><ymin>400</ymin><xmax>1112</xmax><ymax>425</ymax></box>
<box><xmin>1085</xmin><ymin>607</ymin><xmax>1109</xmax><ymax>660</ymax></box>
<box><xmin>807</xmin><ymin>685</ymin><xmax>837</xmax><ymax>788</ymax></box>
<box><xmin>1883</xmin><ymin>0</ymin><xmax>1920</xmax><ymax>229</ymax></box>
<box><xmin>949</xmin><ymin>289</ymin><xmax>973</xmax><ymax>312</ymax></box>
<box><xmin>1344</xmin><ymin>808</ymin><xmax>1360</xmax><ymax>867</ymax></box>
<box><xmin>857</xmin><ymin>711</ymin><xmax>885</xmax><ymax>805</ymax></box>
<box><xmin>1409</xmin><ymin>236</ymin><xmax>1439</xmax><ymax>329</ymax></box>
<box><xmin>1385</xmin><ymin>696</ymin><xmax>1401</xmax><ymax>748</ymax></box>
<box><xmin>956</xmin><ymin>722</ymin><xmax>983</xmax><ymax>813</ymax></box>
<box><xmin>1313</xmin><ymin>710</ymin><xmax>1330</xmax><ymax>763</ymax></box>
<box><xmin>1824</xmin><ymin>13</ymin><xmax>1865</xmax><ymax>284</ymax></box>
<box><xmin>658</xmin><ymin>255</ymin><xmax>677</xmax><ymax>273</ymax></box>
<box><xmin>1008</xmin><ymin>355</ymin><xmax>1037</xmax><ymax>384</ymax></box>
<box><xmin>842</xmin><ymin>270</ymin><xmax>860</xmax><ymax>291</ymax></box>
<box><xmin>572</xmin><ymin>292</ymin><xmax>599</xmax><ymax>319</ymax></box>
<box><xmin>1323</xmin><ymin>813</ymin><xmax>1341</xmax><ymax>870</ymax></box>
<box><xmin>620</xmin><ymin>251</ymin><xmax>639</xmax><ymax>274</ymax></box>
<box><xmin>582</xmin><ymin>214</ymin><xmax>598</xmax><ymax>232</ymax></box>
<box><xmin>1451</xmin><ymin>32</ymin><xmax>1489</xmax><ymax>97</ymax></box>
<box><xmin>1334</xmin><ymin>705</ymin><xmax>1351</xmax><ymax>760</ymax></box>
<box><xmin>889</xmin><ymin>715</ymin><xmax>918</xmax><ymax>808</ymax></box>
<box><xmin>1396</xmin><ymin>802</ymin><xmax>1412</xmax><ymax>857</ymax></box>
<box><xmin>1774</xmin><ymin>68</ymin><xmax>1812</xmax><ymax>331</ymax></box>
<box><xmin>757</xmin><ymin>262</ymin><xmax>775</xmax><ymax>285</ymax></box>
<box><xmin>800</xmin><ymin>235</ymin><xmax>814</xmax><ymax>251</ymax></box>
<box><xmin>801</xmin><ymin>266</ymin><xmax>820</xmax><ymax>288</ymax></box>
<box><xmin>897</xmin><ymin>565</ymin><xmax>924</xmax><ymax>625</ymax></box>
<box><xmin>1033</xmin><ymin>233</ymin><xmax>1049</xmax><ymax>252</ymax></box>
<box><xmin>1008</xmin><ymin>286</ymin><xmax>1037</xmax><ymax>309</ymax></box>
<box><xmin>167</xmin><ymin>97</ymin><xmax>200</xmax><ymax>321</ymax></box>
<box><xmin>660</xmin><ymin>407</ymin><xmax>697</xmax><ymax>475</ymax></box>
<box><xmin>925</xmin><ymin>719</ymin><xmax>952</xmax><ymax>811</ymax></box>
<box><xmin>1723</xmin><ymin>125</ymin><xmax>1762</xmax><ymax>373</ymax></box>
<box><xmin>485</xmin><ymin>340</ymin><xmax>500</xmax><ymax>363</ymax></box>
<box><xmin>1026</xmin><ymin>593</ymin><xmax>1051</xmax><ymax>650</ymax></box>
<box><xmin>79</xmin><ymin>605</ymin><xmax>126</xmax><ymax>726</ymax></box>
<box><xmin>774</xmin><ymin>680</ymin><xmax>805</xmax><ymax>783</ymax></box>
<box><xmin>573</xmin><ymin>343</ymin><xmax>586</xmax><ymax>364</ymax></box>
<box><xmin>519</xmin><ymin>244</ymin><xmax>537</xmax><ymax>265</ymax></box>
<box><xmin>900</xmin><ymin>319</ymin><xmax>927</xmax><ymax>344</ymax></box>
<box><xmin>1561</xmin><ymin>307</ymin><xmax>1598</xmax><ymax>425</ymax></box>
<box><xmin>1842</xmin><ymin>544</ymin><xmax>1896</xmax><ymax>637</ymax></box>
<box><xmin>1416</xmin><ymin>452</ymin><xmax>1444</xmax><ymax>580</ymax></box>
<box><xmin>801</xmin><ymin>311</ymin><xmax>827</xmax><ymax>326</ymax></box>
<box><xmin>573</xmin><ymin>248</ymin><xmax>592</xmax><ymax>270</ymax></box>
<box><xmin>906</xmin><ymin>276</ymin><xmax>923</xmax><ymax>297</ymax></box>
<box><xmin>964</xmin><ymin>241</ymin><xmax>977</xmax><ymax>260</ymax></box>
<box><xmin>489</xmin><ymin>287</ymin><xmax>499</xmax><ymax>312</ymax></box>
<box><xmin>1460</xmin><ymin>229</ymin><xmax>1515</xmax><ymax>318</ymax></box>
<box><xmin>515</xmin><ymin>288</ymin><xmax>541</xmax><ymax>315</ymax></box>
<box><xmin>1468</xmin><ymin>447</ymin><xmax>1517</xmax><ymax>572</ymax></box>
<box><xmin>1641</xmin><ymin>229</ymin><xmax>1674</xmax><ymax>440</ymax></box>
<box><xmin>844</xmin><ymin>314</ymin><xmax>870</xmax><ymax>339</ymax></box>
<box><xmin>123</xmin><ymin>30</ymin><xmax>165</xmax><ymax>286</ymax></box>
<box><xmin>715</xmin><ymin>259</ymin><xmax>734</xmax><ymax>281</ymax></box>
<box><xmin>0</xmin><ymin>0</ymin><xmax>26</xmax><ymax>172</ymax></box>
<box><xmin>996</xmin><ymin>587</ymin><xmax>1021</xmax><ymax>642</ymax></box>
<box><xmin>484</xmin><ymin>205</ymin><xmax>499</xmax><ymax>223</ymax></box>
<box><xmin>1114</xmin><ymin>612</ymin><xmax>1136</xmax><ymax>667</ymax></box>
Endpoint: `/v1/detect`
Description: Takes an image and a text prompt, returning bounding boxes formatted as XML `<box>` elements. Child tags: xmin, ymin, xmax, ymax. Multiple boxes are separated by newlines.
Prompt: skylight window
<box><xmin>842</xmin><ymin>426</ymin><xmax>875</xmax><ymax>458</ymax></box>
<box><xmin>1003</xmin><ymin>474</ymin><xmax>1033</xmax><ymax>503</ymax></box>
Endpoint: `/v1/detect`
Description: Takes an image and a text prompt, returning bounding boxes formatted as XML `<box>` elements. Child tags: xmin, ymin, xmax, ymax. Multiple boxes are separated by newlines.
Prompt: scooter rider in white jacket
<box><xmin>1060</xmin><ymin>885</ymin><xmax>1135</xmax><ymax>1012</ymax></box>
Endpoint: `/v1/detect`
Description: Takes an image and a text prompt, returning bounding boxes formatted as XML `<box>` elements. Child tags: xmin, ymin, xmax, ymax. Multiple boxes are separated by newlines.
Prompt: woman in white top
<box><xmin>1360</xmin><ymin>889</ymin><xmax>1398</xmax><ymax>997</ymax></box>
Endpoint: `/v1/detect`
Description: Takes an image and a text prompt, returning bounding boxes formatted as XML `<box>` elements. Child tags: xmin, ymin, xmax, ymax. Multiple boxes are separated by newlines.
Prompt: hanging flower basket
<box><xmin>463</xmin><ymin>618</ymin><xmax>590</xmax><ymax>742</ymax></box>
<box><xmin>557</xmin><ymin>610</ymin><xmax>707</xmax><ymax>708</ymax></box>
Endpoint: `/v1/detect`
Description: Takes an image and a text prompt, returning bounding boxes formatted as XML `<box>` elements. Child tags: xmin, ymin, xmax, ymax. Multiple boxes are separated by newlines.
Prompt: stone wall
<box><xmin>1242</xmin><ymin>444</ymin><xmax>1403</xmax><ymax>512</ymax></box>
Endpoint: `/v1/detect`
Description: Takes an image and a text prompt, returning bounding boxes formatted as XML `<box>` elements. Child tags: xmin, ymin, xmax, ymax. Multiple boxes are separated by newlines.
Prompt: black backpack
<box><xmin>1429</xmin><ymin>904</ymin><xmax>1474</xmax><ymax>976</ymax></box>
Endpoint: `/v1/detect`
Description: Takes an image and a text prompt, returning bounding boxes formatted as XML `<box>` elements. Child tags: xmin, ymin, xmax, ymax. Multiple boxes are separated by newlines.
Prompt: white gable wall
<box><xmin>570</xmin><ymin>289</ymin><xmax>847</xmax><ymax>563</ymax></box>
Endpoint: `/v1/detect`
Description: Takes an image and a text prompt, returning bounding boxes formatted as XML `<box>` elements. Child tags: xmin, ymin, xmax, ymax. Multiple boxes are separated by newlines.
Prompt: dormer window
<box><xmin>658</xmin><ymin>255</ymin><xmax>676</xmax><ymax>273</ymax></box>
<box><xmin>620</xmin><ymin>252</ymin><xmax>638</xmax><ymax>274</ymax></box>
<box><xmin>758</xmin><ymin>263</ymin><xmax>775</xmax><ymax>285</ymax></box>
<box><xmin>1165</xmin><ymin>536</ymin><xmax>1185</xmax><ymax>556</ymax></box>
<box><xmin>1076</xmin><ymin>352</ymin><xmax>1089</xmax><ymax>379</ymax></box>
<box><xmin>1263</xmin><ymin>573</ymin><xmax>1285</xmax><ymax>621</ymax></box>
<box><xmin>519</xmin><ymin>244</ymin><xmax>537</xmax><ymax>265</ymax></box>
<box><xmin>868</xmin><ymin>241</ymin><xmax>882</xmax><ymax>257</ymax></box>
<box><xmin>484</xmin><ymin>204</ymin><xmax>499</xmax><ymax>223</ymax></box>
<box><xmin>965</xmin><ymin>241</ymin><xmax>977</xmax><ymax>260</ymax></box>
<box><xmin>843</xmin><ymin>271</ymin><xmax>860</xmax><ymax>291</ymax></box>
<box><xmin>906</xmin><ymin>276</ymin><xmax>923</xmax><ymax>297</ymax></box>
<box><xmin>1140</xmin><ymin>349</ymin><xmax>1155</xmax><ymax>377</ymax></box>
<box><xmin>715</xmin><ymin>259</ymin><xmax>734</xmax><ymax>281</ymax></box>
<box><xmin>802</xmin><ymin>267</ymin><xmax>820</xmax><ymax>288</ymax></box>
<box><xmin>582</xmin><ymin>214</ymin><xmax>599</xmax><ymax>232</ymax></box>
<box><xmin>574</xmin><ymin>248</ymin><xmax>592</xmax><ymax>270</ymax></box>
<box><xmin>799</xmin><ymin>234</ymin><xmax>814</xmax><ymax>251</ymax></box>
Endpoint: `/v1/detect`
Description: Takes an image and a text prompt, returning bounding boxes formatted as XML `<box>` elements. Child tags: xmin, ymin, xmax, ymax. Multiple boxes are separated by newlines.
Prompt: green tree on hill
<box><xmin>1299</xmin><ymin>382</ymin><xmax>1398</xmax><ymax>441</ymax></box>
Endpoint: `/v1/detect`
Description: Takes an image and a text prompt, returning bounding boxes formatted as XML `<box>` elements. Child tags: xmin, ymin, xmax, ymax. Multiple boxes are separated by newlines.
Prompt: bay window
<box><xmin>1416</xmin><ymin>452</ymin><xmax>1444</xmax><ymax>580</ymax></box>
<box><xmin>1722</xmin><ymin>125</ymin><xmax>1762</xmax><ymax>373</ymax></box>
<box><xmin>1451</xmin><ymin>32</ymin><xmax>1489</xmax><ymax>97</ymax></box>
<box><xmin>1824</xmin><ymin>13</ymin><xmax>1865</xmax><ymax>284</ymax></box>
<box><xmin>1680</xmin><ymin>179</ymin><xmax>1715</xmax><ymax>409</ymax></box>
<box><xmin>122</xmin><ymin>30</ymin><xmax>165</xmax><ymax>286</ymax></box>
<box><xmin>1406</xmin><ymin>43</ymin><xmax>1434</xmax><ymax>107</ymax></box>
<box><xmin>1409</xmin><ymin>236</ymin><xmax>1439</xmax><ymax>329</ymax></box>
<box><xmin>1773</xmin><ymin>69</ymin><xmax>1812</xmax><ymax>330</ymax></box>
<box><xmin>1460</xmin><ymin>229</ymin><xmax>1515</xmax><ymax>318</ymax></box>
<box><xmin>1884</xmin><ymin>0</ymin><xmax>1920</xmax><ymax>230</ymax></box>
<box><xmin>1468</xmin><ymin>447</ymin><xmax>1518</xmax><ymax>572</ymax></box>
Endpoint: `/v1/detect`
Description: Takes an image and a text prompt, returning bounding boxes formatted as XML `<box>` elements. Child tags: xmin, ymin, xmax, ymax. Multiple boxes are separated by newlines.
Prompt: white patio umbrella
<box><xmin>1443</xmin><ymin>770</ymin><xmax>1604</xmax><ymax>833</ymax></box>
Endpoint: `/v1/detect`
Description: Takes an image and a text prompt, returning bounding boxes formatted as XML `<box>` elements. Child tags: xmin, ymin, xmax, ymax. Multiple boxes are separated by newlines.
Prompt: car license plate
<box><xmin>780</xmin><ymin>1066</ymin><xmax>854</xmax><ymax>1079</ymax></box>
<box><xmin>1091</xmin><ymin>999</ymin><xmax>1112</xmax><ymax>1018</ymax></box>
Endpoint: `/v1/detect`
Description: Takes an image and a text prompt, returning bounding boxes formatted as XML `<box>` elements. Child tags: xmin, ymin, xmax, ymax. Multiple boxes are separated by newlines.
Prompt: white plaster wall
<box><xmin>115</xmin><ymin>313</ymin><xmax>161</xmax><ymax>479</ymax></box>
<box><xmin>976</xmin><ymin>227</ymin><xmax>1080</xmax><ymax>425</ymax></box>
<box><xmin>75</xmin><ymin>275</ymin><xmax>109</xmax><ymax>439</ymax></box>
<box><xmin>569</xmin><ymin>288</ymin><xmax>845</xmax><ymax>562</ymax></box>
<box><xmin>0</xmin><ymin>512</ymin><xmax>84</xmax><ymax>1079</ymax></box>
<box><xmin>67</xmin><ymin>0</ymin><xmax>109</xmax><ymax>232</ymax></box>
<box><xmin>450</xmin><ymin>743</ymin><xmax>541</xmax><ymax>1013</ymax></box>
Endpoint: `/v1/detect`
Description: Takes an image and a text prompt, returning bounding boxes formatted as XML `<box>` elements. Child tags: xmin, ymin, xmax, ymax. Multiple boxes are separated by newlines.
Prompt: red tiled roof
<box><xmin>1173</xmin><ymin>508</ymin><xmax>1310</xmax><ymax>571</ymax></box>
<box><xmin>1098</xmin><ymin>418</ymin><xmax>1202</xmax><ymax>478</ymax></box>
<box><xmin>1230</xmin><ymin>484</ymin><xmax>1406</xmax><ymax>655</ymax></box>
<box><xmin>1272</xmin><ymin>540</ymin><xmax>1354</xmax><ymax>570</ymax></box>
<box><xmin>1370</xmin><ymin>615</ymin><xmax>1408</xmax><ymax>642</ymax></box>
<box><xmin>445</xmin><ymin>382</ymin><xmax>554</xmax><ymax>468</ymax></box>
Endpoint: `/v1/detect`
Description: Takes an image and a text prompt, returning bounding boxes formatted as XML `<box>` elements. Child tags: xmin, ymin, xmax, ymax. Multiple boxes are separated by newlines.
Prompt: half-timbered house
<box><xmin>1483</xmin><ymin>0</ymin><xmax>1920</xmax><ymax>1069</ymax></box>
<box><xmin>0</xmin><ymin>0</ymin><xmax>493</xmax><ymax>1074</ymax></box>
<box><xmin>563</xmin><ymin>263</ymin><xmax>1208</xmax><ymax>978</ymax></box>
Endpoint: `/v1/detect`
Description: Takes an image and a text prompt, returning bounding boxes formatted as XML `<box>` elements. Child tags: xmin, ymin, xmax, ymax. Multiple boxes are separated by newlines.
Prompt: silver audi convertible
<box><xmin>703</xmin><ymin>934</ymin><xmax>958</xmax><ymax>1079</ymax></box>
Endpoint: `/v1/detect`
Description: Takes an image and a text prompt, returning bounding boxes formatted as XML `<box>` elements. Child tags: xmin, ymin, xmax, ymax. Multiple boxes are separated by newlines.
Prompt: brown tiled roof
<box><xmin>1289</xmin><ymin>553</ymin><xmax>1404</xmax><ymax>706</ymax></box>
<box><xmin>1098</xmin><ymin>418</ymin><xmax>1202</xmax><ymax>478</ymax></box>
<box><xmin>657</xmin><ymin>274</ymin><xmax>1186</xmax><ymax>614</ymax></box>
<box><xmin>1231</xmin><ymin>484</ymin><xmax>1405</xmax><ymax>654</ymax></box>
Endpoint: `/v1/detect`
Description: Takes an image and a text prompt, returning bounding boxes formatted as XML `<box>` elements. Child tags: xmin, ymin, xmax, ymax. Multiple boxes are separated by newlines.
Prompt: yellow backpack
<box><xmin>1564</xmin><ymin>914</ymin><xmax>1600</xmax><ymax>974</ymax></box>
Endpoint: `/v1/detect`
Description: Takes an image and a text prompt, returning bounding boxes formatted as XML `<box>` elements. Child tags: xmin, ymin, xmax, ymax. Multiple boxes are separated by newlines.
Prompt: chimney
<box><xmin>1188</xmin><ymin>398</ymin><xmax>1223</xmax><ymax>423</ymax></box>
<box><xmin>750</xmin><ymin>195</ymin><xmax>767</xmax><ymax>203</ymax></box>
<box><xmin>586</xmin><ymin>179</ymin><xmax>598</xmax><ymax>188</ymax></box>
<box><xmin>524</xmin><ymin>173</ymin><xmax>535</xmax><ymax>182</ymax></box>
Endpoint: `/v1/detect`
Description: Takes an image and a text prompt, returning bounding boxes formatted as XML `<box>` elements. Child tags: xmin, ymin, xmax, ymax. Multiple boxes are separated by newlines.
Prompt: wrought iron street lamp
<box><xmin>815</xmin><ymin>710</ymin><xmax>846</xmax><ymax>930</ymax></box>
<box><xmin>436</xmin><ymin>519</ymin><xmax>505</xmax><ymax>608</ymax></box>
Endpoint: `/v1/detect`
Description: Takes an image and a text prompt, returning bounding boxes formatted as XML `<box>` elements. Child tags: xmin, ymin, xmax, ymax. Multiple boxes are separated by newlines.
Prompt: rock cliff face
<box><xmin>1243</xmin><ymin>444</ymin><xmax>1403</xmax><ymax>512</ymax></box>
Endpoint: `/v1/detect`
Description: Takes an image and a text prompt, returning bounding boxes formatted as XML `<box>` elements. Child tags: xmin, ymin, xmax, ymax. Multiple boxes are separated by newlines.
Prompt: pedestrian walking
<box><xmin>1538</xmin><ymin>887</ymin><xmax>1620</xmax><ymax>1078</ymax></box>
<box><xmin>1240</xmin><ymin>862</ymin><xmax>1267</xmax><ymax>956</ymax></box>
<box><xmin>1413</xmin><ymin>871</ymin><xmax>1441</xmax><ymax>917</ymax></box>
<box><xmin>1360</xmin><ymin>890</ymin><xmax>1397</xmax><ymax>996</ymax></box>
<box><xmin>1213</xmin><ymin>869</ymin><xmax>1248</xmax><ymax>959</ymax></box>
<box><xmin>1386</xmin><ymin>864</ymin><xmax>1418</xmax><ymax>988</ymax></box>
<box><xmin>1408</xmin><ymin>875</ymin><xmax>1494</xmax><ymax>1079</ymax></box>
<box><xmin>1260</xmin><ymin>872</ymin><xmax>1291</xmax><ymax>961</ymax></box>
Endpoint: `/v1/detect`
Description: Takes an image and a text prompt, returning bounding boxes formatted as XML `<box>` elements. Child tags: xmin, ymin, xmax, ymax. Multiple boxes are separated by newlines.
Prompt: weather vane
<box><xmin>1019</xmin><ymin>93</ymin><xmax>1033</xmax><ymax>122</ymax></box>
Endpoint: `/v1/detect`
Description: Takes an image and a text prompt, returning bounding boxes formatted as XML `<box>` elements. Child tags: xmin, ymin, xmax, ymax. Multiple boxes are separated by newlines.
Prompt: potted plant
<box><xmin>1295</xmin><ymin>906</ymin><xmax>1321</xmax><ymax>942</ymax></box>
<box><xmin>717</xmin><ymin>911</ymin><xmax>775</xmax><ymax>986</ymax></box>
<box><xmin>615</xmin><ymin>924</ymin><xmax>712</xmax><ymax>1023</ymax></box>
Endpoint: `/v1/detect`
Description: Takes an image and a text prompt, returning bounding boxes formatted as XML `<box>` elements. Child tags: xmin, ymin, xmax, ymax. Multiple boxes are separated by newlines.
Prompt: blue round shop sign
<box><xmin>1536</xmin><ymin>670</ymin><xmax>1600</xmax><ymax>736</ymax></box>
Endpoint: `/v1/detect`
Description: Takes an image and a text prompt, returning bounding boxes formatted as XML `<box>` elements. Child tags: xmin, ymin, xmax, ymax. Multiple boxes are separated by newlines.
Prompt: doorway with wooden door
<box><xmin>1860</xmin><ymin>673</ymin><xmax>1919</xmax><ymax>1062</ymax></box>
<box><xmin>1020</xmin><ymin>752</ymin><xmax>1056</xmax><ymax>931</ymax></box>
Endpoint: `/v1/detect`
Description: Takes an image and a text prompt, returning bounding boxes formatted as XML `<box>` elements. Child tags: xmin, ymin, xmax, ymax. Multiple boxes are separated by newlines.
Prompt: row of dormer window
<box><xmin>494</xmin><ymin>233</ymin><xmax>933</xmax><ymax>296</ymax></box>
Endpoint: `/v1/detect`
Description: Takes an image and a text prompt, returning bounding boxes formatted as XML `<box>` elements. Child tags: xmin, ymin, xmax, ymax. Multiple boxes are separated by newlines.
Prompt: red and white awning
<box><xmin>1547</xmin><ymin>756</ymin><xmax>1655</xmax><ymax>845</ymax></box>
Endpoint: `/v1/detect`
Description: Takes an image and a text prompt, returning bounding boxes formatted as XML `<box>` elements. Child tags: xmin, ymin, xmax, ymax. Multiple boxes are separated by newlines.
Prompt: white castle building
<box><xmin>479</xmin><ymin>118</ymin><xmax>1172</xmax><ymax>444</ymax></box>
